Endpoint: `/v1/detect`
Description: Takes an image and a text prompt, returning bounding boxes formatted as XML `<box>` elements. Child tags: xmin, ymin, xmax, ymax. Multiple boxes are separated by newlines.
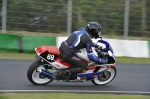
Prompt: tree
<box><xmin>141</xmin><ymin>0</ymin><xmax>147</xmax><ymax>35</ymax></box>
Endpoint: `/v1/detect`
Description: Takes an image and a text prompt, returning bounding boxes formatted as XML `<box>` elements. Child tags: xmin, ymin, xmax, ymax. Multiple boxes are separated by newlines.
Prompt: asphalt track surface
<box><xmin>0</xmin><ymin>59</ymin><xmax>150</xmax><ymax>94</ymax></box>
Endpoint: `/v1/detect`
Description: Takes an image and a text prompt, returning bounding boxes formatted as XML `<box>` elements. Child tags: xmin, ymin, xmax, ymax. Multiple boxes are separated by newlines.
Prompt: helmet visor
<box><xmin>98</xmin><ymin>31</ymin><xmax>101</xmax><ymax>36</ymax></box>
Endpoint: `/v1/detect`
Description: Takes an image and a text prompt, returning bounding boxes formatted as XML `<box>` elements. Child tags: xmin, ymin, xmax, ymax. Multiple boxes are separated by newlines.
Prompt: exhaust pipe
<box><xmin>36</xmin><ymin>68</ymin><xmax>55</xmax><ymax>79</ymax></box>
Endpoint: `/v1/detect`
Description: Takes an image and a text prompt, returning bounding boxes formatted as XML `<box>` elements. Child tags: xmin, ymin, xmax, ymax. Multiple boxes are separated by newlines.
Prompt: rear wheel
<box><xmin>91</xmin><ymin>67</ymin><xmax>116</xmax><ymax>85</ymax></box>
<box><xmin>27</xmin><ymin>60</ymin><xmax>53</xmax><ymax>85</ymax></box>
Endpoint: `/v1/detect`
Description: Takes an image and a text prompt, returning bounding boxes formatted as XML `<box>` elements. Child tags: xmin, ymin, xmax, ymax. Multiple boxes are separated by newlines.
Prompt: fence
<box><xmin>1</xmin><ymin>0</ymin><xmax>150</xmax><ymax>39</ymax></box>
<box><xmin>0</xmin><ymin>34</ymin><xmax>56</xmax><ymax>53</ymax></box>
<box><xmin>0</xmin><ymin>34</ymin><xmax>150</xmax><ymax>58</ymax></box>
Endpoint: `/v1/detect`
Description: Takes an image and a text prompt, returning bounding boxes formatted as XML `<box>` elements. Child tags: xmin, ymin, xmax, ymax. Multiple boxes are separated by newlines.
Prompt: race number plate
<box><xmin>40</xmin><ymin>51</ymin><xmax>58</xmax><ymax>62</ymax></box>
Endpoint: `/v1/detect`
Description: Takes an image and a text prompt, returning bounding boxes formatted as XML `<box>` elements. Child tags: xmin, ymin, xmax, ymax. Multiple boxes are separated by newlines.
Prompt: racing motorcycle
<box><xmin>27</xmin><ymin>37</ymin><xmax>116</xmax><ymax>85</ymax></box>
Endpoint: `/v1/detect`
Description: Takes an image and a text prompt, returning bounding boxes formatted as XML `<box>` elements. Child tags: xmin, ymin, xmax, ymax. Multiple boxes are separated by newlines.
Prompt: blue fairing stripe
<box><xmin>87</xmin><ymin>53</ymin><xmax>99</xmax><ymax>62</ymax></box>
<box><xmin>98</xmin><ymin>40</ymin><xmax>110</xmax><ymax>48</ymax></box>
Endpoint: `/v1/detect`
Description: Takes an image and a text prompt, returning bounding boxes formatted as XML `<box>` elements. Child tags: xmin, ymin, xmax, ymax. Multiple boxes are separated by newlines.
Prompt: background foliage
<box><xmin>0</xmin><ymin>0</ymin><xmax>150</xmax><ymax>37</ymax></box>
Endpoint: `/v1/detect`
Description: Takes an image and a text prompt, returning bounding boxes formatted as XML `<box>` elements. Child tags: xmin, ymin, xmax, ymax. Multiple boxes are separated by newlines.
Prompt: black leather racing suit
<box><xmin>59</xmin><ymin>28</ymin><xmax>101</xmax><ymax>73</ymax></box>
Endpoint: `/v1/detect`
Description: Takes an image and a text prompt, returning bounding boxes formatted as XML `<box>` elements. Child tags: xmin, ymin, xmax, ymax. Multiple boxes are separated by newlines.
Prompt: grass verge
<box><xmin>116</xmin><ymin>57</ymin><xmax>150</xmax><ymax>64</ymax></box>
<box><xmin>0</xmin><ymin>93</ymin><xmax>150</xmax><ymax>99</ymax></box>
<box><xmin>0</xmin><ymin>52</ymin><xmax>150</xmax><ymax>64</ymax></box>
<box><xmin>0</xmin><ymin>52</ymin><xmax>35</xmax><ymax>60</ymax></box>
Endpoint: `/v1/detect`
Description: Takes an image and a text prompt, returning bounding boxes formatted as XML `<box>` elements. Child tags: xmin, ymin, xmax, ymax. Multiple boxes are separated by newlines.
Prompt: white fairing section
<box><xmin>108</xmin><ymin>50</ymin><xmax>113</xmax><ymax>56</ymax></box>
<box><xmin>97</xmin><ymin>42</ymin><xmax>106</xmax><ymax>49</ymax></box>
<box><xmin>76</xmin><ymin>47</ymin><xmax>97</xmax><ymax>62</ymax></box>
<box><xmin>50</xmin><ymin>62</ymin><xmax>69</xmax><ymax>69</ymax></box>
<box><xmin>79</xmin><ymin>68</ymin><xmax>107</xmax><ymax>75</ymax></box>
<box><xmin>76</xmin><ymin>48</ymin><xmax>90</xmax><ymax>61</ymax></box>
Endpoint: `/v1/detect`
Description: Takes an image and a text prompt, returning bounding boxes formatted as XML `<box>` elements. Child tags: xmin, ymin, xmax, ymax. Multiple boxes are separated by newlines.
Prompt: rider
<box><xmin>58</xmin><ymin>22</ymin><xmax>106</xmax><ymax>76</ymax></box>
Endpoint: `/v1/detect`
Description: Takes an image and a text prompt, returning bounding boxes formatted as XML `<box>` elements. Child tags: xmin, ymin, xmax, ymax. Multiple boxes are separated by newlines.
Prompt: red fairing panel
<box><xmin>35</xmin><ymin>46</ymin><xmax>60</xmax><ymax>55</ymax></box>
<box><xmin>56</xmin><ymin>57</ymin><xmax>72</xmax><ymax>67</ymax></box>
<box><xmin>88</xmin><ymin>66</ymin><xmax>97</xmax><ymax>70</ymax></box>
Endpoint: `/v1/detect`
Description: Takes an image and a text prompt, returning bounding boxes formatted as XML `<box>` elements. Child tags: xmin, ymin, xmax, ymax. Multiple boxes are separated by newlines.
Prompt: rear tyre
<box><xmin>27</xmin><ymin>60</ymin><xmax>53</xmax><ymax>85</ymax></box>
<box><xmin>91</xmin><ymin>67</ymin><xmax>116</xmax><ymax>85</ymax></box>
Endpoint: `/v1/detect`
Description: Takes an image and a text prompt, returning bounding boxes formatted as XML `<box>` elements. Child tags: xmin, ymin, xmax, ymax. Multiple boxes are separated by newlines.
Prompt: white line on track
<box><xmin>0</xmin><ymin>90</ymin><xmax>150</xmax><ymax>95</ymax></box>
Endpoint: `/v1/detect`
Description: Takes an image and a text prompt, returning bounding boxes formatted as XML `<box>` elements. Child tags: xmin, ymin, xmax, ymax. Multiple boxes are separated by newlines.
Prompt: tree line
<box><xmin>0</xmin><ymin>0</ymin><xmax>149</xmax><ymax>37</ymax></box>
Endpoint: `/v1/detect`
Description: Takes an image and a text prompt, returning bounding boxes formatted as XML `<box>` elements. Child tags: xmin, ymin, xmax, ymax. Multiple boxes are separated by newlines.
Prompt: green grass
<box><xmin>116</xmin><ymin>57</ymin><xmax>150</xmax><ymax>64</ymax></box>
<box><xmin>0</xmin><ymin>93</ymin><xmax>150</xmax><ymax>99</ymax></box>
<box><xmin>0</xmin><ymin>52</ymin><xmax>35</xmax><ymax>60</ymax></box>
<box><xmin>0</xmin><ymin>52</ymin><xmax>150</xmax><ymax>64</ymax></box>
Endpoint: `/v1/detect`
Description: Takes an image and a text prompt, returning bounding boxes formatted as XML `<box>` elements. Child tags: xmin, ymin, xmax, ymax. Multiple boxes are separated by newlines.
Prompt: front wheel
<box><xmin>27</xmin><ymin>60</ymin><xmax>53</xmax><ymax>85</ymax></box>
<box><xmin>91</xmin><ymin>67</ymin><xmax>117</xmax><ymax>85</ymax></box>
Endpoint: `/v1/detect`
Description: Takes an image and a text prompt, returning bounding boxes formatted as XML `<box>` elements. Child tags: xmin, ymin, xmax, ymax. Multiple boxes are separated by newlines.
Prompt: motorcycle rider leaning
<box><xmin>58</xmin><ymin>22</ymin><xmax>106</xmax><ymax>78</ymax></box>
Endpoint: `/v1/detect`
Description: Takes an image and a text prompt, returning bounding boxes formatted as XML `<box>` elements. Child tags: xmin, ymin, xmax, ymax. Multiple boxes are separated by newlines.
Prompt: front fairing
<box><xmin>97</xmin><ymin>40</ymin><xmax>116</xmax><ymax>63</ymax></box>
<box><xmin>97</xmin><ymin>40</ymin><xmax>114</xmax><ymax>53</ymax></box>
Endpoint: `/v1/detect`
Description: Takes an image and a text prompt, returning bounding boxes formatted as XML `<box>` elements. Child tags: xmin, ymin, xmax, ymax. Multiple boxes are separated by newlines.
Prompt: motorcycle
<box><xmin>27</xmin><ymin>37</ymin><xmax>116</xmax><ymax>85</ymax></box>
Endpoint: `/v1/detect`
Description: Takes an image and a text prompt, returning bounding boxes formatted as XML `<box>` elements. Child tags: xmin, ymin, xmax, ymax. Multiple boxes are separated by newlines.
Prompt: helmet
<box><xmin>86</xmin><ymin>22</ymin><xmax>102</xmax><ymax>39</ymax></box>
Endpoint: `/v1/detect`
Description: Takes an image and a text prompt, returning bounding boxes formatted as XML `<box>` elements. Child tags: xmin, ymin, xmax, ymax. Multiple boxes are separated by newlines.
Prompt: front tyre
<box><xmin>91</xmin><ymin>67</ymin><xmax>116</xmax><ymax>85</ymax></box>
<box><xmin>27</xmin><ymin>60</ymin><xmax>53</xmax><ymax>85</ymax></box>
